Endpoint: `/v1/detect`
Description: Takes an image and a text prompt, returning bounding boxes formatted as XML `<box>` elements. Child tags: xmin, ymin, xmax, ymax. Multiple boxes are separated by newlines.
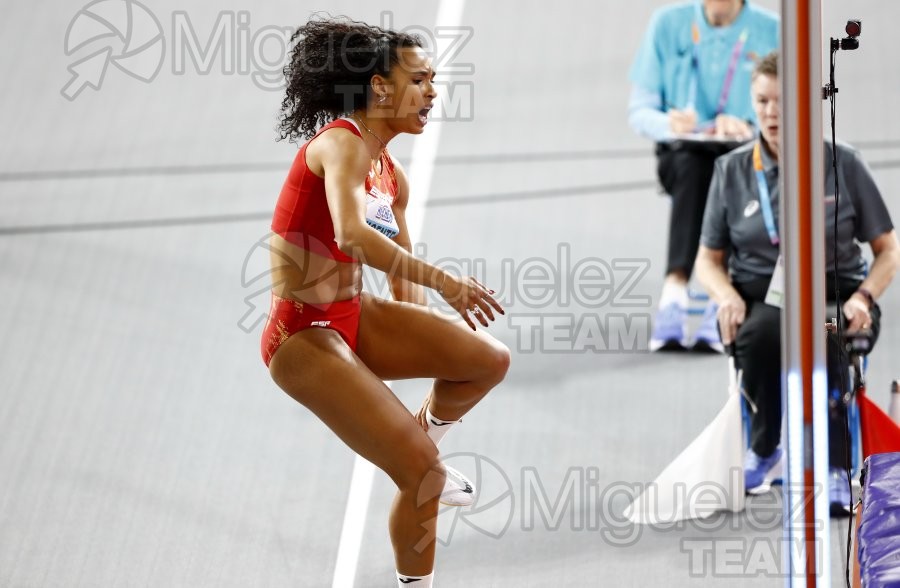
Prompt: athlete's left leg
<box><xmin>355</xmin><ymin>293</ymin><xmax>510</xmax><ymax>423</ymax></box>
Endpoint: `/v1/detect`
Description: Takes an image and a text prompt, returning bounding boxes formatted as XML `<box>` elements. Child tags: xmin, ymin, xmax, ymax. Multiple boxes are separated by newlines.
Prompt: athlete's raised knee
<box><xmin>476</xmin><ymin>340</ymin><xmax>511</xmax><ymax>387</ymax></box>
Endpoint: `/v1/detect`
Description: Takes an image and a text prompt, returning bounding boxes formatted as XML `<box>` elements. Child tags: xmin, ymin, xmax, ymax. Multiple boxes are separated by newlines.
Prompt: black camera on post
<box><xmin>838</xmin><ymin>19</ymin><xmax>861</xmax><ymax>50</ymax></box>
<box><xmin>823</xmin><ymin>19</ymin><xmax>862</xmax><ymax>99</ymax></box>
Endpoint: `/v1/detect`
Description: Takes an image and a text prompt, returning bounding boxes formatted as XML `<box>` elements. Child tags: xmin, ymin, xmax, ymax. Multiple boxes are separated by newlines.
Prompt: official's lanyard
<box><xmin>687</xmin><ymin>9</ymin><xmax>749</xmax><ymax>115</ymax></box>
<box><xmin>753</xmin><ymin>142</ymin><xmax>779</xmax><ymax>246</ymax></box>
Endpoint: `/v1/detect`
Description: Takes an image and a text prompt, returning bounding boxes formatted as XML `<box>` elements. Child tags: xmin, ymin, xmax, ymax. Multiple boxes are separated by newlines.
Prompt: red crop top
<box><xmin>271</xmin><ymin>118</ymin><xmax>400</xmax><ymax>263</ymax></box>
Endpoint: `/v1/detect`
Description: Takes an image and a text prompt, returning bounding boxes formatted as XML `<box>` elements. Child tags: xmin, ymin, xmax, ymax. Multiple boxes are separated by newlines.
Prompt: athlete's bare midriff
<box><xmin>268</xmin><ymin>233</ymin><xmax>363</xmax><ymax>304</ymax></box>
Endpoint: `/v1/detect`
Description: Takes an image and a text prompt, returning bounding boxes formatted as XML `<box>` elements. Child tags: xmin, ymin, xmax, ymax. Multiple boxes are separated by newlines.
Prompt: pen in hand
<box><xmin>667</xmin><ymin>104</ymin><xmax>698</xmax><ymax>134</ymax></box>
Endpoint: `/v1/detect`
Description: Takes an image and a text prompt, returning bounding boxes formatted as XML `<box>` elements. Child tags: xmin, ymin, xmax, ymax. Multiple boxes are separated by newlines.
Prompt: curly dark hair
<box><xmin>278</xmin><ymin>15</ymin><xmax>424</xmax><ymax>143</ymax></box>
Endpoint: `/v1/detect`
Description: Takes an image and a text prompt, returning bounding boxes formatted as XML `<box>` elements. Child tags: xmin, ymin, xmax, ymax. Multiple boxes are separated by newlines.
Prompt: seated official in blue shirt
<box><xmin>628</xmin><ymin>0</ymin><xmax>779</xmax><ymax>352</ymax></box>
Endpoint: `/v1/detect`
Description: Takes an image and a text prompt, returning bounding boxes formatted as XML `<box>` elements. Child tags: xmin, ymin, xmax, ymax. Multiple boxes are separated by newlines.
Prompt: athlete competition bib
<box><xmin>365</xmin><ymin>185</ymin><xmax>400</xmax><ymax>239</ymax></box>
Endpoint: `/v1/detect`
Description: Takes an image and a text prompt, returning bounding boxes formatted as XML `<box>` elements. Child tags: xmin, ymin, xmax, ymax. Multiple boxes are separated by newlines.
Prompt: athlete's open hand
<box><xmin>439</xmin><ymin>274</ymin><xmax>505</xmax><ymax>330</ymax></box>
<box><xmin>414</xmin><ymin>392</ymin><xmax>433</xmax><ymax>432</ymax></box>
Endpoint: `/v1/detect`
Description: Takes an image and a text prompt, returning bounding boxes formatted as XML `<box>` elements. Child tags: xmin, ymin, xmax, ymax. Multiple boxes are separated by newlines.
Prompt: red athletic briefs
<box><xmin>261</xmin><ymin>293</ymin><xmax>361</xmax><ymax>367</ymax></box>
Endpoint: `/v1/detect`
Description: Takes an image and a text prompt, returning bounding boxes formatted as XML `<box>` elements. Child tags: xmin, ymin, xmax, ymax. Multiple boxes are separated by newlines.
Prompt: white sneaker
<box><xmin>440</xmin><ymin>465</ymin><xmax>476</xmax><ymax>507</ymax></box>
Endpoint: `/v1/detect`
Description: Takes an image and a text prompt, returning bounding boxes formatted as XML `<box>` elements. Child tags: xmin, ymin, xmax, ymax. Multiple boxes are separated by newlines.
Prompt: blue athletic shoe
<box><xmin>650</xmin><ymin>302</ymin><xmax>687</xmax><ymax>351</ymax></box>
<box><xmin>692</xmin><ymin>302</ymin><xmax>724</xmax><ymax>353</ymax></box>
<box><xmin>745</xmin><ymin>447</ymin><xmax>782</xmax><ymax>494</ymax></box>
<box><xmin>829</xmin><ymin>467</ymin><xmax>852</xmax><ymax>517</ymax></box>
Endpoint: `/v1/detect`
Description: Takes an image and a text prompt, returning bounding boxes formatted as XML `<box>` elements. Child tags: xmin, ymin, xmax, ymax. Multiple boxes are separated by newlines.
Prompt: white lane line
<box><xmin>331</xmin><ymin>454</ymin><xmax>376</xmax><ymax>588</ymax></box>
<box><xmin>404</xmin><ymin>0</ymin><xmax>467</xmax><ymax>238</ymax></box>
<box><xmin>331</xmin><ymin>2</ymin><xmax>467</xmax><ymax>586</ymax></box>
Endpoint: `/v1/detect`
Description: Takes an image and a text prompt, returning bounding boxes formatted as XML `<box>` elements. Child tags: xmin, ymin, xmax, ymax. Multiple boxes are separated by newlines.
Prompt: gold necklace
<box><xmin>351</xmin><ymin>114</ymin><xmax>387</xmax><ymax>152</ymax></box>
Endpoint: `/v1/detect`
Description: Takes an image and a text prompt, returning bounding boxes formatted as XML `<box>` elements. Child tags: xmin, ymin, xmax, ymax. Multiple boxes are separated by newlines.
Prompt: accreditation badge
<box><xmin>764</xmin><ymin>254</ymin><xmax>785</xmax><ymax>309</ymax></box>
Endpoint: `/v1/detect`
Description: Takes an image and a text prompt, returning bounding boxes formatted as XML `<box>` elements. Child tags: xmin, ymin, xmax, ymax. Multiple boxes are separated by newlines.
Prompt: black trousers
<box><xmin>655</xmin><ymin>144</ymin><xmax>725</xmax><ymax>278</ymax></box>
<box><xmin>733</xmin><ymin>277</ymin><xmax>881</xmax><ymax>467</ymax></box>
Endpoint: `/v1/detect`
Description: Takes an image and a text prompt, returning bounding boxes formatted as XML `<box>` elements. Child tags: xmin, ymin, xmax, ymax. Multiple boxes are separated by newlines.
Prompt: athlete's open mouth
<box><xmin>418</xmin><ymin>105</ymin><xmax>433</xmax><ymax>124</ymax></box>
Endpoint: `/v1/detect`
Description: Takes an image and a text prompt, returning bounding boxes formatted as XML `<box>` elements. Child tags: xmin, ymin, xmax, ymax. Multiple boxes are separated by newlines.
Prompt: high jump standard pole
<box><xmin>780</xmin><ymin>0</ymin><xmax>830</xmax><ymax>585</ymax></box>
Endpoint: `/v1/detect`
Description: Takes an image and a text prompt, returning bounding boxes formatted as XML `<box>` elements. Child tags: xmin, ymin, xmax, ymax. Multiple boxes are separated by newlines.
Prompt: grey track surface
<box><xmin>2</xmin><ymin>1</ymin><xmax>899</xmax><ymax>586</ymax></box>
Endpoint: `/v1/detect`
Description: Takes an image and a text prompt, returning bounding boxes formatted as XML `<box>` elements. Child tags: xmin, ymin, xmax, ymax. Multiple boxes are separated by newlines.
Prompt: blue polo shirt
<box><xmin>629</xmin><ymin>1</ymin><xmax>779</xmax><ymax>140</ymax></box>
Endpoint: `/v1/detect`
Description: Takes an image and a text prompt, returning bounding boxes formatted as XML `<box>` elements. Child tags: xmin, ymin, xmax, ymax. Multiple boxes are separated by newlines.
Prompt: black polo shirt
<box><xmin>700</xmin><ymin>139</ymin><xmax>894</xmax><ymax>283</ymax></box>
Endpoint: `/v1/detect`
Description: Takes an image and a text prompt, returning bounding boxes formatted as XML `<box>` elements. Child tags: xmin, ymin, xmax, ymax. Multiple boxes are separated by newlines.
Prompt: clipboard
<box><xmin>666</xmin><ymin>134</ymin><xmax>749</xmax><ymax>157</ymax></box>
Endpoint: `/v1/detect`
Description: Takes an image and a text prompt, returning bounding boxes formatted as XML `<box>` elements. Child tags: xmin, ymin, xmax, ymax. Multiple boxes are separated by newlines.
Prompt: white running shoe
<box><xmin>440</xmin><ymin>465</ymin><xmax>476</xmax><ymax>507</ymax></box>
